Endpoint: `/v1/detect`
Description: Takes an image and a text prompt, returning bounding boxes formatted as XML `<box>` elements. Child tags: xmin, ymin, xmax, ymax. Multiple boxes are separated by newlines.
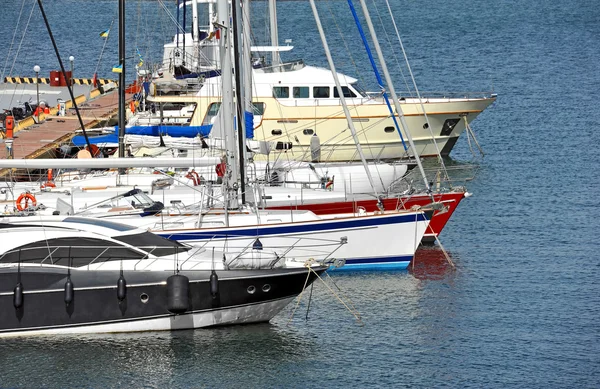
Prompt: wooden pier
<box><xmin>0</xmin><ymin>88</ymin><xmax>132</xmax><ymax>177</ymax></box>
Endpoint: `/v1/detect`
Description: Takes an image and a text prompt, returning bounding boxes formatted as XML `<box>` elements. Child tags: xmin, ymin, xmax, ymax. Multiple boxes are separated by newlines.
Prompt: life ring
<box><xmin>16</xmin><ymin>193</ymin><xmax>37</xmax><ymax>211</ymax></box>
<box><xmin>41</xmin><ymin>181</ymin><xmax>56</xmax><ymax>189</ymax></box>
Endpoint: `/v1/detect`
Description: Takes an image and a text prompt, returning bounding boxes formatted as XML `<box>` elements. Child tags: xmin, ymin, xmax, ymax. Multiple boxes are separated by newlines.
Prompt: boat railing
<box><xmin>255</xmin><ymin>59</ymin><xmax>305</xmax><ymax>74</ymax></box>
<box><xmin>368</xmin><ymin>90</ymin><xmax>496</xmax><ymax>103</ymax></box>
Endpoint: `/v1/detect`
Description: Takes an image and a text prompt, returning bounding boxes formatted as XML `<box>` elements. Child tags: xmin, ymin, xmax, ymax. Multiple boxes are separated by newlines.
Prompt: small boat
<box><xmin>0</xmin><ymin>217</ymin><xmax>326</xmax><ymax>337</ymax></box>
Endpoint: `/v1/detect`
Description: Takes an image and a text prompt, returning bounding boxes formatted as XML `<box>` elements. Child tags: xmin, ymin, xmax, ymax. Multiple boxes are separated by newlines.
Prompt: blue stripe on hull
<box><xmin>331</xmin><ymin>255</ymin><xmax>413</xmax><ymax>271</ymax></box>
<box><xmin>159</xmin><ymin>213</ymin><xmax>428</xmax><ymax>241</ymax></box>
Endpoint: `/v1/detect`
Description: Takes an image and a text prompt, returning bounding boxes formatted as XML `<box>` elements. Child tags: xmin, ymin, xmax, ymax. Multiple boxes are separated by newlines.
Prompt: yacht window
<box><xmin>384</xmin><ymin>126</ymin><xmax>395</xmax><ymax>133</ymax></box>
<box><xmin>114</xmin><ymin>232</ymin><xmax>190</xmax><ymax>256</ymax></box>
<box><xmin>0</xmin><ymin>237</ymin><xmax>146</xmax><ymax>266</ymax></box>
<box><xmin>252</xmin><ymin>102</ymin><xmax>266</xmax><ymax>115</ymax></box>
<box><xmin>293</xmin><ymin>87</ymin><xmax>309</xmax><ymax>98</ymax></box>
<box><xmin>273</xmin><ymin>87</ymin><xmax>289</xmax><ymax>98</ymax></box>
<box><xmin>202</xmin><ymin>102</ymin><xmax>222</xmax><ymax>126</ymax></box>
<box><xmin>333</xmin><ymin>86</ymin><xmax>357</xmax><ymax>98</ymax></box>
<box><xmin>313</xmin><ymin>87</ymin><xmax>330</xmax><ymax>98</ymax></box>
<box><xmin>271</xmin><ymin>129</ymin><xmax>283</xmax><ymax>136</ymax></box>
<box><xmin>350</xmin><ymin>83</ymin><xmax>368</xmax><ymax>97</ymax></box>
<box><xmin>303</xmin><ymin>129</ymin><xmax>314</xmax><ymax>135</ymax></box>
<box><xmin>440</xmin><ymin>118</ymin><xmax>460</xmax><ymax>136</ymax></box>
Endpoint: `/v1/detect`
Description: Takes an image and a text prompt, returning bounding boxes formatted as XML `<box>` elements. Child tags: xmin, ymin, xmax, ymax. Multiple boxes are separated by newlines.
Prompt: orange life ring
<box><xmin>41</xmin><ymin>181</ymin><xmax>56</xmax><ymax>189</ymax></box>
<box><xmin>16</xmin><ymin>193</ymin><xmax>37</xmax><ymax>211</ymax></box>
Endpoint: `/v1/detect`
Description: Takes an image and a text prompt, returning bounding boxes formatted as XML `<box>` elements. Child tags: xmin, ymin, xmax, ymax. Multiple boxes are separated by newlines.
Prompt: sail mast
<box><xmin>268</xmin><ymin>0</ymin><xmax>279</xmax><ymax>68</ymax></box>
<box><xmin>232</xmin><ymin>0</ymin><xmax>247</xmax><ymax>204</ymax></box>
<box><xmin>216</xmin><ymin>0</ymin><xmax>240</xmax><ymax>210</ymax></box>
<box><xmin>117</xmin><ymin>0</ymin><xmax>126</xmax><ymax>162</ymax></box>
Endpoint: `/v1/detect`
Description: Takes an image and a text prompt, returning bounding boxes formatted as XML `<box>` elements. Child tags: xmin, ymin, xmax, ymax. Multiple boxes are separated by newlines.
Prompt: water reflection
<box><xmin>0</xmin><ymin>324</ymin><xmax>319</xmax><ymax>388</ymax></box>
<box><xmin>409</xmin><ymin>246</ymin><xmax>458</xmax><ymax>281</ymax></box>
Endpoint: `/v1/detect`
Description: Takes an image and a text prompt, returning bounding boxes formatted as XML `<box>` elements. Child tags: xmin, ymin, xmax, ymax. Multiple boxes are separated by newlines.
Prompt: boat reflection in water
<box><xmin>408</xmin><ymin>247</ymin><xmax>456</xmax><ymax>281</ymax></box>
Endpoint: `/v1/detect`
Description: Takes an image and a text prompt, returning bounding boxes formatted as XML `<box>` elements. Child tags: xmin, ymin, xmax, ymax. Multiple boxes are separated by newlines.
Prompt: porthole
<box><xmin>140</xmin><ymin>293</ymin><xmax>149</xmax><ymax>303</ymax></box>
<box><xmin>384</xmin><ymin>126</ymin><xmax>395</xmax><ymax>133</ymax></box>
<box><xmin>262</xmin><ymin>284</ymin><xmax>271</xmax><ymax>293</ymax></box>
<box><xmin>423</xmin><ymin>123</ymin><xmax>429</xmax><ymax>129</ymax></box>
<box><xmin>271</xmin><ymin>129</ymin><xmax>282</xmax><ymax>136</ymax></box>
<box><xmin>303</xmin><ymin>129</ymin><xmax>314</xmax><ymax>135</ymax></box>
<box><xmin>247</xmin><ymin>285</ymin><xmax>256</xmax><ymax>294</ymax></box>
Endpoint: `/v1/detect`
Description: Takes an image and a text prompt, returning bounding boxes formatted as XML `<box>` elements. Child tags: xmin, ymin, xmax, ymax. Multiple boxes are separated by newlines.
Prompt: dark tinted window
<box><xmin>333</xmin><ymin>87</ymin><xmax>357</xmax><ymax>98</ymax></box>
<box><xmin>313</xmin><ymin>87</ymin><xmax>330</xmax><ymax>98</ymax></box>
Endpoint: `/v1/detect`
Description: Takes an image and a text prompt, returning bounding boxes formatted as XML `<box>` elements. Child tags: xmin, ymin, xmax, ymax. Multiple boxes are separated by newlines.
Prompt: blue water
<box><xmin>1</xmin><ymin>0</ymin><xmax>599</xmax><ymax>387</ymax></box>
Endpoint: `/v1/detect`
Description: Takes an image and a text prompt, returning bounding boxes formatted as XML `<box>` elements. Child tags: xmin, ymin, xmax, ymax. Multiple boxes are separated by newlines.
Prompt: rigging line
<box><xmin>322</xmin><ymin>0</ymin><xmax>371</xmax><ymax>98</ymax></box>
<box><xmin>93</xmin><ymin>17</ymin><xmax>116</xmax><ymax>80</ymax></box>
<box><xmin>379</xmin><ymin>0</ymin><xmax>450</xmax><ymax>179</ymax></box>
<box><xmin>368</xmin><ymin>0</ymin><xmax>413</xmax><ymax>96</ymax></box>
<box><xmin>7</xmin><ymin>0</ymin><xmax>37</xmax><ymax>109</ymax></box>
<box><xmin>157</xmin><ymin>0</ymin><xmax>186</xmax><ymax>35</ymax></box>
<box><xmin>35</xmin><ymin>0</ymin><xmax>93</xmax><ymax>153</ymax></box>
<box><xmin>345</xmin><ymin>0</ymin><xmax>409</xmax><ymax>154</ymax></box>
<box><xmin>0</xmin><ymin>0</ymin><xmax>28</xmax><ymax>81</ymax></box>
<box><xmin>7</xmin><ymin>0</ymin><xmax>36</xmax><ymax>79</ymax></box>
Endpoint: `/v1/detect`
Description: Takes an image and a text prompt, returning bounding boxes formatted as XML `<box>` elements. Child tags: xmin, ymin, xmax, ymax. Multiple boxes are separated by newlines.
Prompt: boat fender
<box><xmin>210</xmin><ymin>270</ymin><xmax>219</xmax><ymax>299</ymax></box>
<box><xmin>117</xmin><ymin>273</ymin><xmax>127</xmax><ymax>301</ymax></box>
<box><xmin>310</xmin><ymin>133</ymin><xmax>321</xmax><ymax>162</ymax></box>
<box><xmin>167</xmin><ymin>274</ymin><xmax>189</xmax><ymax>314</ymax></box>
<box><xmin>13</xmin><ymin>282</ymin><xmax>23</xmax><ymax>309</ymax></box>
<box><xmin>64</xmin><ymin>277</ymin><xmax>74</xmax><ymax>305</ymax></box>
<box><xmin>16</xmin><ymin>192</ymin><xmax>37</xmax><ymax>211</ymax></box>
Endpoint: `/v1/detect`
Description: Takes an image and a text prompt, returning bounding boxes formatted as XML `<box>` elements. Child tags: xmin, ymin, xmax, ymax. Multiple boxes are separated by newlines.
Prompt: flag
<box><xmin>99</xmin><ymin>29</ymin><xmax>110</xmax><ymax>38</ymax></box>
<box><xmin>136</xmin><ymin>48</ymin><xmax>144</xmax><ymax>68</ymax></box>
<box><xmin>208</xmin><ymin>29</ymin><xmax>221</xmax><ymax>40</ymax></box>
<box><xmin>112</xmin><ymin>64</ymin><xmax>122</xmax><ymax>73</ymax></box>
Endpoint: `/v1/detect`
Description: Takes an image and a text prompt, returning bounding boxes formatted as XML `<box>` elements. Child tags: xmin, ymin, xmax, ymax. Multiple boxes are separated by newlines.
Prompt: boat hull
<box><xmin>0</xmin><ymin>267</ymin><xmax>322</xmax><ymax>337</ymax></box>
<box><xmin>265</xmin><ymin>191</ymin><xmax>466</xmax><ymax>244</ymax></box>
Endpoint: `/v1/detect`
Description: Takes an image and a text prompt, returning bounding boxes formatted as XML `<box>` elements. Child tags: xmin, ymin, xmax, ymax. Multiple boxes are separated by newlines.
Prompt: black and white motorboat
<box><xmin>0</xmin><ymin>217</ymin><xmax>327</xmax><ymax>337</ymax></box>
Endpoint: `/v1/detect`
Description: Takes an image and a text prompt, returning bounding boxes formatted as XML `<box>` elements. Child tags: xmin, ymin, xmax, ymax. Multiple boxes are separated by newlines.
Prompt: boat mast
<box><xmin>356</xmin><ymin>0</ymin><xmax>431</xmax><ymax>193</ymax></box>
<box><xmin>268</xmin><ymin>0</ymin><xmax>279</xmax><ymax>68</ymax></box>
<box><xmin>232</xmin><ymin>0</ymin><xmax>247</xmax><ymax>204</ymax></box>
<box><xmin>117</xmin><ymin>0</ymin><xmax>126</xmax><ymax>162</ymax></box>
<box><xmin>217</xmin><ymin>0</ymin><xmax>240</xmax><ymax>210</ymax></box>
<box><xmin>191</xmin><ymin>0</ymin><xmax>199</xmax><ymax>71</ymax></box>
<box><xmin>308</xmin><ymin>0</ymin><xmax>380</xmax><ymax>197</ymax></box>
<box><xmin>242</xmin><ymin>0</ymin><xmax>253</xmax><ymax>115</ymax></box>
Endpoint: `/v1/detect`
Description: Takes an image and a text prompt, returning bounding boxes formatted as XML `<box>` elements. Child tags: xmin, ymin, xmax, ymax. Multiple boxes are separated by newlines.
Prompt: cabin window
<box><xmin>273</xmin><ymin>87</ymin><xmax>289</xmax><ymax>99</ymax></box>
<box><xmin>313</xmin><ymin>87</ymin><xmax>330</xmax><ymax>98</ymax></box>
<box><xmin>440</xmin><ymin>118</ymin><xmax>460</xmax><ymax>136</ymax></box>
<box><xmin>384</xmin><ymin>126</ymin><xmax>395</xmax><ymax>133</ymax></box>
<box><xmin>350</xmin><ymin>83</ymin><xmax>367</xmax><ymax>97</ymax></box>
<box><xmin>252</xmin><ymin>102</ymin><xmax>265</xmax><ymax>115</ymax></box>
<box><xmin>293</xmin><ymin>87</ymin><xmax>309</xmax><ymax>98</ymax></box>
<box><xmin>202</xmin><ymin>102</ymin><xmax>221</xmax><ymax>125</ymax></box>
<box><xmin>271</xmin><ymin>129</ymin><xmax>283</xmax><ymax>136</ymax></box>
<box><xmin>334</xmin><ymin>87</ymin><xmax>357</xmax><ymax>98</ymax></box>
<box><xmin>303</xmin><ymin>129</ymin><xmax>314</xmax><ymax>135</ymax></box>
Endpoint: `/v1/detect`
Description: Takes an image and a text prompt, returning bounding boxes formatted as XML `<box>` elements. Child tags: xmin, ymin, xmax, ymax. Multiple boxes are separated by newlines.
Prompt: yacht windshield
<box><xmin>350</xmin><ymin>83</ymin><xmax>368</xmax><ymax>97</ymax></box>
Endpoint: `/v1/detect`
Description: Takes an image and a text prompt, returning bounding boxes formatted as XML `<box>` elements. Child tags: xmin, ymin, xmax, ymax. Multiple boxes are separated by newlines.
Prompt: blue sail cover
<box><xmin>245</xmin><ymin>111</ymin><xmax>254</xmax><ymax>139</ymax></box>
<box><xmin>72</xmin><ymin>124</ymin><xmax>213</xmax><ymax>146</ymax></box>
<box><xmin>125</xmin><ymin>124</ymin><xmax>212</xmax><ymax>137</ymax></box>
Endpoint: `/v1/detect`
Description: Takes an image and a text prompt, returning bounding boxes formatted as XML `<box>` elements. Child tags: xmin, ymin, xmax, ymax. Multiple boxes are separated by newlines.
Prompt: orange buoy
<box><xmin>16</xmin><ymin>193</ymin><xmax>37</xmax><ymax>211</ymax></box>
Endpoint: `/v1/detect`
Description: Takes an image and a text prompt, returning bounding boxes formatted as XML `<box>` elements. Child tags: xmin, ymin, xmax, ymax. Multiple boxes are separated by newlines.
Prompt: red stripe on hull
<box><xmin>266</xmin><ymin>192</ymin><xmax>466</xmax><ymax>242</ymax></box>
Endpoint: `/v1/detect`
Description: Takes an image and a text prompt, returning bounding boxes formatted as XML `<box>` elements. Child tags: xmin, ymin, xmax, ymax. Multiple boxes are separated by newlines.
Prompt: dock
<box><xmin>0</xmin><ymin>79</ymin><xmax>133</xmax><ymax>178</ymax></box>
